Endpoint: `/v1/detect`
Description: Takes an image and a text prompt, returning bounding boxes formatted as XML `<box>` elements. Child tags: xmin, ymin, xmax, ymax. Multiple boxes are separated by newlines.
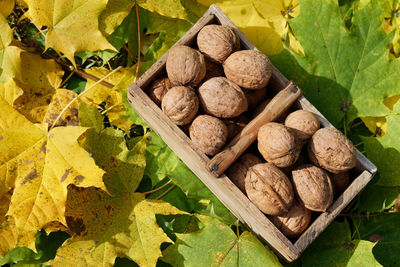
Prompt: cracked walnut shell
<box><xmin>245</xmin><ymin>163</ymin><xmax>294</xmax><ymax>216</ymax></box>
<box><xmin>292</xmin><ymin>164</ymin><xmax>334</xmax><ymax>212</ymax></box>
<box><xmin>223</xmin><ymin>50</ymin><xmax>272</xmax><ymax>90</ymax></box>
<box><xmin>308</xmin><ymin>127</ymin><xmax>356</xmax><ymax>173</ymax></box>
<box><xmin>197</xmin><ymin>24</ymin><xmax>240</xmax><ymax>63</ymax></box>
<box><xmin>199</xmin><ymin>77</ymin><xmax>247</xmax><ymax>118</ymax></box>
<box><xmin>270</xmin><ymin>200</ymin><xmax>311</xmax><ymax>238</ymax></box>
<box><xmin>161</xmin><ymin>86</ymin><xmax>199</xmax><ymax>125</ymax></box>
<box><xmin>257</xmin><ymin>122</ymin><xmax>301</xmax><ymax>168</ymax></box>
<box><xmin>189</xmin><ymin>115</ymin><xmax>228</xmax><ymax>155</ymax></box>
<box><xmin>166</xmin><ymin>45</ymin><xmax>206</xmax><ymax>86</ymax></box>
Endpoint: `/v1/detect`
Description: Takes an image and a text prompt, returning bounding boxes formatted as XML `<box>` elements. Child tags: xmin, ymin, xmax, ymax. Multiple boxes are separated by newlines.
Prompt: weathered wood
<box><xmin>208</xmin><ymin>82</ymin><xmax>301</xmax><ymax>176</ymax></box>
<box><xmin>127</xmin><ymin>4</ymin><xmax>377</xmax><ymax>262</ymax></box>
<box><xmin>294</xmin><ymin>170</ymin><xmax>373</xmax><ymax>252</ymax></box>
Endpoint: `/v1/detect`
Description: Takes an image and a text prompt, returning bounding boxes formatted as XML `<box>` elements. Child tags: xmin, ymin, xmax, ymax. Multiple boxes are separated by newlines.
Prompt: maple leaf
<box><xmin>24</xmin><ymin>0</ymin><xmax>116</xmax><ymax>65</ymax></box>
<box><xmin>162</xmin><ymin>215</ymin><xmax>281</xmax><ymax>266</ymax></box>
<box><xmin>300</xmin><ymin>221</ymin><xmax>382</xmax><ymax>266</ymax></box>
<box><xmin>51</xmin><ymin>132</ymin><xmax>186</xmax><ymax>267</ymax></box>
<box><xmin>99</xmin><ymin>0</ymin><xmax>134</xmax><ymax>36</ymax></box>
<box><xmin>0</xmin><ymin>191</ymin><xmax>16</xmax><ymax>257</ymax></box>
<box><xmin>197</xmin><ymin>0</ymin><xmax>302</xmax><ymax>56</ymax></box>
<box><xmin>271</xmin><ymin>0</ymin><xmax>400</xmax><ymax>126</ymax></box>
<box><xmin>138</xmin><ymin>0</ymin><xmax>191</xmax><ymax>21</ymax></box>
<box><xmin>0</xmin><ymin>0</ymin><xmax>14</xmax><ymax>17</ymax></box>
<box><xmin>0</xmin><ymin>96</ymin><xmax>105</xmax><ymax>250</ymax></box>
<box><xmin>42</xmin><ymin>89</ymin><xmax>79</xmax><ymax>127</ymax></box>
<box><xmin>82</xmin><ymin>67</ymin><xmax>135</xmax><ymax>133</ymax></box>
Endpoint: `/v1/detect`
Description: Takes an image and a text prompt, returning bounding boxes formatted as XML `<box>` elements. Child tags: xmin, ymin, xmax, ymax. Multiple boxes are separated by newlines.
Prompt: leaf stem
<box><xmin>143</xmin><ymin>180</ymin><xmax>172</xmax><ymax>195</ymax></box>
<box><xmin>59</xmin><ymin>72</ymin><xmax>74</xmax><ymax>88</ymax></box>
<box><xmin>134</xmin><ymin>0</ymin><xmax>141</xmax><ymax>82</ymax></box>
<box><xmin>156</xmin><ymin>184</ymin><xmax>176</xmax><ymax>200</ymax></box>
<box><xmin>123</xmin><ymin>44</ymin><xmax>135</xmax><ymax>60</ymax></box>
<box><xmin>49</xmin><ymin>66</ymin><xmax>122</xmax><ymax>130</ymax></box>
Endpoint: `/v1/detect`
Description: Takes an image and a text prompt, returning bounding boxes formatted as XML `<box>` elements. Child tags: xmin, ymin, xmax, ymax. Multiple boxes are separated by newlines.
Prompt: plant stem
<box><xmin>156</xmin><ymin>185</ymin><xmax>176</xmax><ymax>200</ymax></box>
<box><xmin>143</xmin><ymin>180</ymin><xmax>172</xmax><ymax>195</ymax></box>
<box><xmin>134</xmin><ymin>0</ymin><xmax>141</xmax><ymax>82</ymax></box>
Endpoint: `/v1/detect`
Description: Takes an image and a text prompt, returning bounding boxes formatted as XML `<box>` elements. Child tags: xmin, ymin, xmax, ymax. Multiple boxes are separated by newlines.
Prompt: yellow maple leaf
<box><xmin>138</xmin><ymin>0</ymin><xmax>190</xmax><ymax>21</ymax></box>
<box><xmin>99</xmin><ymin>0</ymin><xmax>134</xmax><ymax>36</ymax></box>
<box><xmin>0</xmin><ymin>96</ymin><xmax>106</xmax><ymax>250</ymax></box>
<box><xmin>0</xmin><ymin>190</ymin><xmax>16</xmax><ymax>257</ymax></box>
<box><xmin>0</xmin><ymin>0</ymin><xmax>14</xmax><ymax>18</ymax></box>
<box><xmin>43</xmin><ymin>89</ymin><xmax>79</xmax><ymax>127</ymax></box>
<box><xmin>24</xmin><ymin>0</ymin><xmax>116</xmax><ymax>65</ymax></box>
<box><xmin>197</xmin><ymin>0</ymin><xmax>302</xmax><ymax>56</ymax></box>
<box><xmin>51</xmin><ymin>138</ymin><xmax>186</xmax><ymax>267</ymax></box>
<box><xmin>83</xmin><ymin>67</ymin><xmax>135</xmax><ymax>133</ymax></box>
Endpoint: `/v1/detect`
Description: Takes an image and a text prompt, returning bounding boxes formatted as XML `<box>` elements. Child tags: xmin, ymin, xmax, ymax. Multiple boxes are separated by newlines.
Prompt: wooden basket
<box><xmin>127</xmin><ymin>4</ymin><xmax>377</xmax><ymax>262</ymax></box>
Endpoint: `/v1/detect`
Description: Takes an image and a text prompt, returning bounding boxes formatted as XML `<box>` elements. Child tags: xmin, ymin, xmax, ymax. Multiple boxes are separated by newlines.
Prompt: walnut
<box><xmin>292</xmin><ymin>164</ymin><xmax>334</xmax><ymax>212</ymax></box>
<box><xmin>244</xmin><ymin>87</ymin><xmax>267</xmax><ymax>109</ymax></box>
<box><xmin>203</xmin><ymin>57</ymin><xmax>224</xmax><ymax>81</ymax></box>
<box><xmin>166</xmin><ymin>45</ymin><xmax>206</xmax><ymax>86</ymax></box>
<box><xmin>148</xmin><ymin>77</ymin><xmax>174</xmax><ymax>106</ymax></box>
<box><xmin>197</xmin><ymin>24</ymin><xmax>240</xmax><ymax>63</ymax></box>
<box><xmin>285</xmin><ymin>110</ymin><xmax>320</xmax><ymax>141</ymax></box>
<box><xmin>189</xmin><ymin>115</ymin><xmax>228</xmax><ymax>155</ymax></box>
<box><xmin>199</xmin><ymin>77</ymin><xmax>247</xmax><ymax>118</ymax></box>
<box><xmin>308</xmin><ymin>127</ymin><xmax>357</xmax><ymax>173</ymax></box>
<box><xmin>161</xmin><ymin>86</ymin><xmax>199</xmax><ymax>125</ymax></box>
<box><xmin>223</xmin><ymin>50</ymin><xmax>272</xmax><ymax>90</ymax></box>
<box><xmin>226</xmin><ymin>153</ymin><xmax>262</xmax><ymax>193</ymax></box>
<box><xmin>222</xmin><ymin>114</ymin><xmax>248</xmax><ymax>140</ymax></box>
<box><xmin>331</xmin><ymin>171</ymin><xmax>350</xmax><ymax>195</ymax></box>
<box><xmin>257</xmin><ymin>122</ymin><xmax>301</xmax><ymax>168</ymax></box>
<box><xmin>270</xmin><ymin>201</ymin><xmax>311</xmax><ymax>238</ymax></box>
<box><xmin>245</xmin><ymin>163</ymin><xmax>294</xmax><ymax>215</ymax></box>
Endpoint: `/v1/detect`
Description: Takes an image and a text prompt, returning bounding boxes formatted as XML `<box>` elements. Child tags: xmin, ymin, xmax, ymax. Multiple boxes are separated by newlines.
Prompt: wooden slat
<box><xmin>294</xmin><ymin>170</ymin><xmax>373</xmax><ymax>252</ymax></box>
<box><xmin>127</xmin><ymin>84</ymin><xmax>300</xmax><ymax>261</ymax></box>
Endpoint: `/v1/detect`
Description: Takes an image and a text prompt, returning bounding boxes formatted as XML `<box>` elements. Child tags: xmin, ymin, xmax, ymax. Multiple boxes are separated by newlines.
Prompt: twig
<box><xmin>124</xmin><ymin>44</ymin><xmax>135</xmax><ymax>60</ymax></box>
<box><xmin>134</xmin><ymin>0</ymin><xmax>141</xmax><ymax>82</ymax></box>
<box><xmin>156</xmin><ymin>184</ymin><xmax>176</xmax><ymax>200</ymax></box>
<box><xmin>32</xmin><ymin>28</ymin><xmax>48</xmax><ymax>39</ymax></box>
<box><xmin>15</xmin><ymin>1</ymin><xmax>26</xmax><ymax>13</ymax></box>
<box><xmin>60</xmin><ymin>72</ymin><xmax>74</xmax><ymax>88</ymax></box>
<box><xmin>143</xmin><ymin>180</ymin><xmax>172</xmax><ymax>195</ymax></box>
<box><xmin>50</xmin><ymin>66</ymin><xmax>122</xmax><ymax>130</ymax></box>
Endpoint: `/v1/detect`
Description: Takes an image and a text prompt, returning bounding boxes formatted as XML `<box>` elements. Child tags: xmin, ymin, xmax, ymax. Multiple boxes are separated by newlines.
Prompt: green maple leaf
<box><xmin>161</xmin><ymin>215</ymin><xmax>281</xmax><ymax>266</ymax></box>
<box><xmin>271</xmin><ymin>0</ymin><xmax>400</xmax><ymax>126</ymax></box>
<box><xmin>359</xmin><ymin>212</ymin><xmax>400</xmax><ymax>266</ymax></box>
<box><xmin>300</xmin><ymin>221</ymin><xmax>381</xmax><ymax>266</ymax></box>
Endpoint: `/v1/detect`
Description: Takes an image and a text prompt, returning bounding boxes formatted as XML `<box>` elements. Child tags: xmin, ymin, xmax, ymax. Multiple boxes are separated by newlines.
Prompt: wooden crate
<box><xmin>127</xmin><ymin>4</ymin><xmax>377</xmax><ymax>262</ymax></box>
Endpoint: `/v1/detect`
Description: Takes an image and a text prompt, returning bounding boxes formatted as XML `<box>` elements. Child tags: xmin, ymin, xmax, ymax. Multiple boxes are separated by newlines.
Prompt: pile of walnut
<box><xmin>146</xmin><ymin>24</ymin><xmax>357</xmax><ymax>238</ymax></box>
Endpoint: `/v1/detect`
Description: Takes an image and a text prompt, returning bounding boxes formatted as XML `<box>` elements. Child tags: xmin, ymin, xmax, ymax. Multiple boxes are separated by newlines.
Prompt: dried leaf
<box><xmin>43</xmin><ymin>89</ymin><xmax>79</xmax><ymax>127</ymax></box>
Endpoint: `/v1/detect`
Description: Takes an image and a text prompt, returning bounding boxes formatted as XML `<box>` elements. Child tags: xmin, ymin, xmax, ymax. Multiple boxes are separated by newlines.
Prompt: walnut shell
<box><xmin>199</xmin><ymin>77</ymin><xmax>248</xmax><ymax>118</ymax></box>
<box><xmin>291</xmin><ymin>164</ymin><xmax>334</xmax><ymax>212</ymax></box>
<box><xmin>203</xmin><ymin>57</ymin><xmax>224</xmax><ymax>81</ymax></box>
<box><xmin>257</xmin><ymin>122</ymin><xmax>301</xmax><ymax>168</ymax></box>
<box><xmin>189</xmin><ymin>115</ymin><xmax>228</xmax><ymax>155</ymax></box>
<box><xmin>270</xmin><ymin>201</ymin><xmax>311</xmax><ymax>238</ymax></box>
<box><xmin>308</xmin><ymin>127</ymin><xmax>357</xmax><ymax>173</ymax></box>
<box><xmin>331</xmin><ymin>171</ymin><xmax>350</xmax><ymax>195</ymax></box>
<box><xmin>223</xmin><ymin>50</ymin><xmax>272</xmax><ymax>90</ymax></box>
<box><xmin>245</xmin><ymin>163</ymin><xmax>294</xmax><ymax>215</ymax></box>
<box><xmin>197</xmin><ymin>24</ymin><xmax>240</xmax><ymax>63</ymax></box>
<box><xmin>226</xmin><ymin>153</ymin><xmax>263</xmax><ymax>193</ymax></box>
<box><xmin>244</xmin><ymin>87</ymin><xmax>267</xmax><ymax>109</ymax></box>
<box><xmin>285</xmin><ymin>110</ymin><xmax>320</xmax><ymax>141</ymax></box>
<box><xmin>161</xmin><ymin>86</ymin><xmax>199</xmax><ymax>125</ymax></box>
<box><xmin>148</xmin><ymin>77</ymin><xmax>174</xmax><ymax>106</ymax></box>
<box><xmin>166</xmin><ymin>45</ymin><xmax>206</xmax><ymax>86</ymax></box>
